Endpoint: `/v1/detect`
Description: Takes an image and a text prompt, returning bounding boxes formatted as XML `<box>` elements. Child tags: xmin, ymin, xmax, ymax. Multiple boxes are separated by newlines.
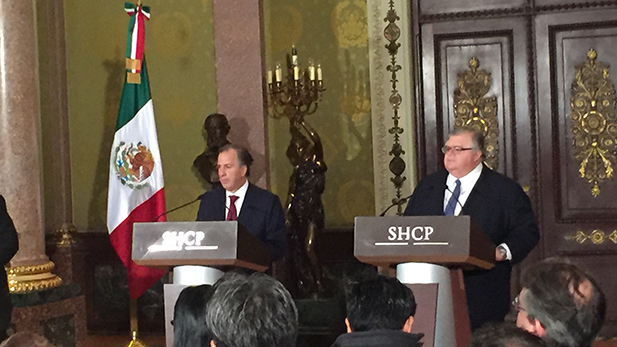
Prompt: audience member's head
<box><xmin>173</xmin><ymin>284</ymin><xmax>213</xmax><ymax>347</ymax></box>
<box><xmin>468</xmin><ymin>322</ymin><xmax>547</xmax><ymax>347</ymax></box>
<box><xmin>206</xmin><ymin>272</ymin><xmax>298</xmax><ymax>347</ymax></box>
<box><xmin>345</xmin><ymin>275</ymin><xmax>416</xmax><ymax>333</ymax></box>
<box><xmin>0</xmin><ymin>332</ymin><xmax>55</xmax><ymax>347</ymax></box>
<box><xmin>516</xmin><ymin>259</ymin><xmax>606</xmax><ymax>347</ymax></box>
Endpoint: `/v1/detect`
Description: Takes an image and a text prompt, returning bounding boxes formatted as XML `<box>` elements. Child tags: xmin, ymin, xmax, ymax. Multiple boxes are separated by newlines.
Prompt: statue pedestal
<box><xmin>11</xmin><ymin>284</ymin><xmax>86</xmax><ymax>347</ymax></box>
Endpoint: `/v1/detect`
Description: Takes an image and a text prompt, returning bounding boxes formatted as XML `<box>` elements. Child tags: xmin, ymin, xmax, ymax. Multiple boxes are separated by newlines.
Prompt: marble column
<box><xmin>0</xmin><ymin>0</ymin><xmax>61</xmax><ymax>292</ymax></box>
<box><xmin>212</xmin><ymin>0</ymin><xmax>270</xmax><ymax>188</ymax></box>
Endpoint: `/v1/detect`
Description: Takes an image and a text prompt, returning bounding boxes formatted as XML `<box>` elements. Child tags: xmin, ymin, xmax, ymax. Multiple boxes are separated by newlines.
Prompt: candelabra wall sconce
<box><xmin>267</xmin><ymin>46</ymin><xmax>325</xmax><ymax>120</ymax></box>
<box><xmin>267</xmin><ymin>47</ymin><xmax>327</xmax><ymax>298</ymax></box>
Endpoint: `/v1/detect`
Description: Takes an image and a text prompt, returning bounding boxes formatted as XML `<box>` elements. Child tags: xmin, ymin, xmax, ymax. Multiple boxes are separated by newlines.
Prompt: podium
<box><xmin>132</xmin><ymin>221</ymin><xmax>272</xmax><ymax>271</ymax></box>
<box><xmin>354</xmin><ymin>215</ymin><xmax>495</xmax><ymax>347</ymax></box>
<box><xmin>132</xmin><ymin>221</ymin><xmax>272</xmax><ymax>347</ymax></box>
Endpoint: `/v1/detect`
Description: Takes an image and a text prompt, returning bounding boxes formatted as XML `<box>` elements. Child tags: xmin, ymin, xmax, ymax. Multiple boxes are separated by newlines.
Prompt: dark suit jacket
<box><xmin>404</xmin><ymin>166</ymin><xmax>540</xmax><ymax>329</ymax></box>
<box><xmin>0</xmin><ymin>195</ymin><xmax>19</xmax><ymax>337</ymax></box>
<box><xmin>196</xmin><ymin>183</ymin><xmax>287</xmax><ymax>261</ymax></box>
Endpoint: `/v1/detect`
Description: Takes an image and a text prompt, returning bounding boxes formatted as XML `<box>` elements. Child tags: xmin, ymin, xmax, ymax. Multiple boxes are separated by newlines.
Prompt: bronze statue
<box><xmin>285</xmin><ymin>115</ymin><xmax>327</xmax><ymax>297</ymax></box>
<box><xmin>193</xmin><ymin>113</ymin><xmax>231</xmax><ymax>187</ymax></box>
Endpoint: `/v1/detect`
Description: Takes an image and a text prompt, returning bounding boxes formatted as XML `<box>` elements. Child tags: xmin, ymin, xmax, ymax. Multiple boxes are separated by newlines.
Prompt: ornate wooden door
<box><xmin>414</xmin><ymin>0</ymin><xmax>617</xmax><ymax>335</ymax></box>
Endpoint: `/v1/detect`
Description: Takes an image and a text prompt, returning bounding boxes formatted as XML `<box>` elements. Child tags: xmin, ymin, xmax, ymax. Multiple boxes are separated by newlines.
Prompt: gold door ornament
<box><xmin>564</xmin><ymin>229</ymin><xmax>617</xmax><ymax>245</ymax></box>
<box><xmin>569</xmin><ymin>49</ymin><xmax>617</xmax><ymax>197</ymax></box>
<box><xmin>453</xmin><ymin>57</ymin><xmax>499</xmax><ymax>170</ymax></box>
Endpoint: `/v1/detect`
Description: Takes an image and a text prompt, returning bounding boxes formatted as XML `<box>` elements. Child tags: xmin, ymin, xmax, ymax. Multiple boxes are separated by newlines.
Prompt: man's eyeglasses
<box><xmin>511</xmin><ymin>295</ymin><xmax>526</xmax><ymax>313</ymax></box>
<box><xmin>441</xmin><ymin>146</ymin><xmax>475</xmax><ymax>154</ymax></box>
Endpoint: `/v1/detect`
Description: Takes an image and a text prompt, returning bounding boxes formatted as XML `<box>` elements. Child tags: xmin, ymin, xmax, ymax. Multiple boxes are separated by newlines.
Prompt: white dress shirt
<box><xmin>226</xmin><ymin>179</ymin><xmax>249</xmax><ymax>217</ymax></box>
<box><xmin>444</xmin><ymin>162</ymin><xmax>512</xmax><ymax>261</ymax></box>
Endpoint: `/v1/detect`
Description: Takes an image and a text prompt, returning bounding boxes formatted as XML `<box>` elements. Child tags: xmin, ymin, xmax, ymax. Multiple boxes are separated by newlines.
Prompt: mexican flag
<box><xmin>107</xmin><ymin>2</ymin><xmax>166</xmax><ymax>300</ymax></box>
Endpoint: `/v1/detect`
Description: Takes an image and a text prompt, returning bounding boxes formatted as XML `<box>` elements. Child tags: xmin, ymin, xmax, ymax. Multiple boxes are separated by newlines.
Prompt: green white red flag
<box><xmin>107</xmin><ymin>2</ymin><xmax>166</xmax><ymax>299</ymax></box>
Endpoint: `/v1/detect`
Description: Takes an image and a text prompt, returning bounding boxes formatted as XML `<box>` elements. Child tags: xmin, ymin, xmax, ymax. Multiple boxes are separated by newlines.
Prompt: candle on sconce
<box><xmin>275</xmin><ymin>63</ymin><xmax>282</xmax><ymax>82</ymax></box>
<box><xmin>308</xmin><ymin>60</ymin><xmax>315</xmax><ymax>81</ymax></box>
<box><xmin>291</xmin><ymin>46</ymin><xmax>298</xmax><ymax>66</ymax></box>
<box><xmin>267</xmin><ymin>69</ymin><xmax>273</xmax><ymax>84</ymax></box>
<box><xmin>293</xmin><ymin>66</ymin><xmax>300</xmax><ymax>81</ymax></box>
<box><xmin>317</xmin><ymin>64</ymin><xmax>323</xmax><ymax>81</ymax></box>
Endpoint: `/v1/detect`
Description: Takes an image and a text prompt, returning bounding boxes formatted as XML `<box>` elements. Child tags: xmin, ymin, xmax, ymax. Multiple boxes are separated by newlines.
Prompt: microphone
<box><xmin>444</xmin><ymin>184</ymin><xmax>467</xmax><ymax>216</ymax></box>
<box><xmin>379</xmin><ymin>194</ymin><xmax>413</xmax><ymax>217</ymax></box>
<box><xmin>154</xmin><ymin>193</ymin><xmax>205</xmax><ymax>221</ymax></box>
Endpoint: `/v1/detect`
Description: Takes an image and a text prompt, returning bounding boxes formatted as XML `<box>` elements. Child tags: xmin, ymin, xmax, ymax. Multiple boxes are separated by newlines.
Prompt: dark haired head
<box><xmin>345</xmin><ymin>275</ymin><xmax>416</xmax><ymax>332</ymax></box>
<box><xmin>206</xmin><ymin>272</ymin><xmax>298</xmax><ymax>347</ymax></box>
<box><xmin>218</xmin><ymin>144</ymin><xmax>254</xmax><ymax>177</ymax></box>
<box><xmin>519</xmin><ymin>259</ymin><xmax>606</xmax><ymax>347</ymax></box>
<box><xmin>468</xmin><ymin>322</ymin><xmax>547</xmax><ymax>347</ymax></box>
<box><xmin>173</xmin><ymin>285</ymin><xmax>212</xmax><ymax>347</ymax></box>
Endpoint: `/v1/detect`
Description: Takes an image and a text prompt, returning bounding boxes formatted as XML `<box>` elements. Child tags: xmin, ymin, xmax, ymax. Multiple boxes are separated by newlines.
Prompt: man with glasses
<box><xmin>514</xmin><ymin>259</ymin><xmax>606</xmax><ymax>347</ymax></box>
<box><xmin>404</xmin><ymin>127</ymin><xmax>540</xmax><ymax>330</ymax></box>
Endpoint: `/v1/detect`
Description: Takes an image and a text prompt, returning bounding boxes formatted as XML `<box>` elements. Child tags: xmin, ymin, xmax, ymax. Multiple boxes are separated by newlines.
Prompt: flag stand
<box><xmin>125</xmin><ymin>299</ymin><xmax>146</xmax><ymax>347</ymax></box>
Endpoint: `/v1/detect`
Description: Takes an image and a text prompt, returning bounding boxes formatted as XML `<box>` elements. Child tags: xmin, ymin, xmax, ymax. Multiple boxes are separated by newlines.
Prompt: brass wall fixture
<box><xmin>564</xmin><ymin>229</ymin><xmax>617</xmax><ymax>244</ymax></box>
<box><xmin>569</xmin><ymin>49</ymin><xmax>617</xmax><ymax>197</ymax></box>
<box><xmin>453</xmin><ymin>57</ymin><xmax>499</xmax><ymax>170</ymax></box>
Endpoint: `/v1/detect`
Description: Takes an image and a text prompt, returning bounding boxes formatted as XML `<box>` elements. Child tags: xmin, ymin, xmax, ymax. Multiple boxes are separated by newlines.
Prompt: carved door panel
<box><xmin>535</xmin><ymin>9</ymin><xmax>617</xmax><ymax>335</ymax></box>
<box><xmin>419</xmin><ymin>17</ymin><xmax>534</xmax><ymax>191</ymax></box>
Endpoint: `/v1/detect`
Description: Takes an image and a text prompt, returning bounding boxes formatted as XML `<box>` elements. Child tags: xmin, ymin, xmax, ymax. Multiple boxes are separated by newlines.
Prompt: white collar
<box><xmin>447</xmin><ymin>162</ymin><xmax>483</xmax><ymax>189</ymax></box>
<box><xmin>226</xmin><ymin>179</ymin><xmax>249</xmax><ymax>199</ymax></box>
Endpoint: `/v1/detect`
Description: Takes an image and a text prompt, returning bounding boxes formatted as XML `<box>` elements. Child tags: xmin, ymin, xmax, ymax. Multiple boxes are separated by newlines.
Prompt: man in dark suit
<box><xmin>404</xmin><ymin>127</ymin><xmax>540</xmax><ymax>330</ymax></box>
<box><xmin>196</xmin><ymin>144</ymin><xmax>286</xmax><ymax>261</ymax></box>
<box><xmin>0</xmin><ymin>195</ymin><xmax>19</xmax><ymax>340</ymax></box>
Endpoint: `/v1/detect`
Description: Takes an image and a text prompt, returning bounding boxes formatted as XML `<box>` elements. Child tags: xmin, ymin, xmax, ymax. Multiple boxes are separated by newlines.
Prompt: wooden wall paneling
<box><xmin>535</xmin><ymin>0</ymin><xmax>617</xmax><ymax>10</ymax></box>
<box><xmin>535</xmin><ymin>9</ymin><xmax>617</xmax><ymax>336</ymax></box>
<box><xmin>417</xmin><ymin>0</ymin><xmax>527</xmax><ymax>17</ymax></box>
<box><xmin>419</xmin><ymin>17</ymin><xmax>531</xmax><ymax>184</ymax></box>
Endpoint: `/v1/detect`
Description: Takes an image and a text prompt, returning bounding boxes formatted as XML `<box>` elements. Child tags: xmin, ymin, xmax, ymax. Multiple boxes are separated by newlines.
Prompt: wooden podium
<box><xmin>354</xmin><ymin>215</ymin><xmax>495</xmax><ymax>347</ymax></box>
<box><xmin>132</xmin><ymin>221</ymin><xmax>272</xmax><ymax>347</ymax></box>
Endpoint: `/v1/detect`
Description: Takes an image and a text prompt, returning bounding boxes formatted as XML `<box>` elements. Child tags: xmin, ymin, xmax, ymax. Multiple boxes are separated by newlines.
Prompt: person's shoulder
<box><xmin>480</xmin><ymin>167</ymin><xmax>526</xmax><ymax>194</ymax></box>
<box><xmin>247</xmin><ymin>183</ymin><xmax>271</xmax><ymax>194</ymax></box>
<box><xmin>415</xmin><ymin>168</ymin><xmax>448</xmax><ymax>189</ymax></box>
<box><xmin>201</xmin><ymin>186</ymin><xmax>224</xmax><ymax>200</ymax></box>
<box><xmin>247</xmin><ymin>183</ymin><xmax>283</xmax><ymax>206</ymax></box>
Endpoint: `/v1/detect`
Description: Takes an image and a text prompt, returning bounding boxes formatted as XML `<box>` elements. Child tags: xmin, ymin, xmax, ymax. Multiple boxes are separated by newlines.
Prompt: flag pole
<box><xmin>125</xmin><ymin>299</ymin><xmax>146</xmax><ymax>347</ymax></box>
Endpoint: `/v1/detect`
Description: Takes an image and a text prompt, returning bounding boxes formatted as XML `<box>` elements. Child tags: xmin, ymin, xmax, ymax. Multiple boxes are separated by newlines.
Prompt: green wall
<box><xmin>63</xmin><ymin>0</ymin><xmax>373</xmax><ymax>230</ymax></box>
<box><xmin>264</xmin><ymin>0</ymin><xmax>374</xmax><ymax>227</ymax></box>
<box><xmin>64</xmin><ymin>0</ymin><xmax>217</xmax><ymax>230</ymax></box>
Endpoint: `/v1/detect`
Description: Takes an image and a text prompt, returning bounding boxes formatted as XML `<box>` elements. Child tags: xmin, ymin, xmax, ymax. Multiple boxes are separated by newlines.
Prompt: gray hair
<box><xmin>450</xmin><ymin>126</ymin><xmax>485</xmax><ymax>158</ymax></box>
<box><xmin>521</xmin><ymin>259</ymin><xmax>606</xmax><ymax>347</ymax></box>
<box><xmin>206</xmin><ymin>272</ymin><xmax>298</xmax><ymax>347</ymax></box>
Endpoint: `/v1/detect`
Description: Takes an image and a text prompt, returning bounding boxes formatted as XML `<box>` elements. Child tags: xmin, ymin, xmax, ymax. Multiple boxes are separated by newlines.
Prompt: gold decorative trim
<box><xmin>9</xmin><ymin>277</ymin><xmax>63</xmax><ymax>294</ymax></box>
<box><xmin>6</xmin><ymin>261</ymin><xmax>62</xmax><ymax>293</ymax></box>
<box><xmin>564</xmin><ymin>229</ymin><xmax>617</xmax><ymax>244</ymax></box>
<box><xmin>125</xmin><ymin>58</ymin><xmax>141</xmax><ymax>70</ymax></box>
<box><xmin>453</xmin><ymin>57</ymin><xmax>499</xmax><ymax>170</ymax></box>
<box><xmin>569</xmin><ymin>49</ymin><xmax>617</xmax><ymax>197</ymax></box>
<box><xmin>6</xmin><ymin>260</ymin><xmax>55</xmax><ymax>276</ymax></box>
<box><xmin>56</xmin><ymin>222</ymin><xmax>76</xmax><ymax>245</ymax></box>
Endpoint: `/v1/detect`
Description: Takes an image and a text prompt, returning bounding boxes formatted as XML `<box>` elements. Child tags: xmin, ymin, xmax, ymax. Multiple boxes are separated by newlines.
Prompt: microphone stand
<box><xmin>154</xmin><ymin>193</ymin><xmax>205</xmax><ymax>221</ymax></box>
<box><xmin>379</xmin><ymin>194</ymin><xmax>412</xmax><ymax>217</ymax></box>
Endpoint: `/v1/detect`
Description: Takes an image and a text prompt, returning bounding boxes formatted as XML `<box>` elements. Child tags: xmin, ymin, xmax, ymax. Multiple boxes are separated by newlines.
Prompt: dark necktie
<box><xmin>444</xmin><ymin>179</ymin><xmax>461</xmax><ymax>216</ymax></box>
<box><xmin>226</xmin><ymin>195</ymin><xmax>239</xmax><ymax>221</ymax></box>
